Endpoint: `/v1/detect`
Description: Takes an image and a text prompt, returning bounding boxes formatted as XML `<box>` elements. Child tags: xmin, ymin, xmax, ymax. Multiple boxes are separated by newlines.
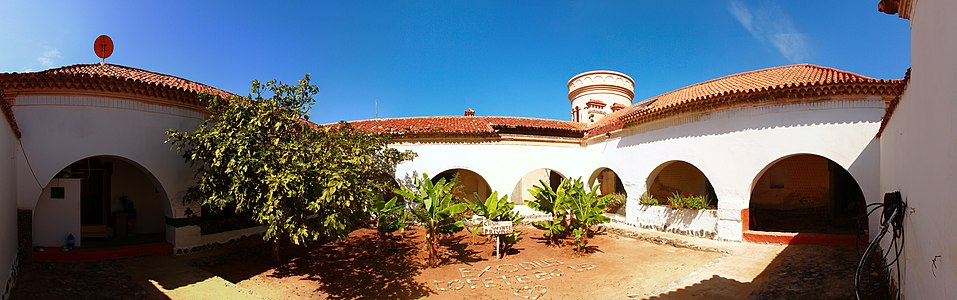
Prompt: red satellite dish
<box><xmin>94</xmin><ymin>35</ymin><xmax>114</xmax><ymax>60</ymax></box>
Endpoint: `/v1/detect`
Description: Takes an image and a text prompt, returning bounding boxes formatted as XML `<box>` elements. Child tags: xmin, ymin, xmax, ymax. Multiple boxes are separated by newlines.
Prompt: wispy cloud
<box><xmin>37</xmin><ymin>48</ymin><xmax>61</xmax><ymax>68</ymax></box>
<box><xmin>729</xmin><ymin>0</ymin><xmax>808</xmax><ymax>63</ymax></box>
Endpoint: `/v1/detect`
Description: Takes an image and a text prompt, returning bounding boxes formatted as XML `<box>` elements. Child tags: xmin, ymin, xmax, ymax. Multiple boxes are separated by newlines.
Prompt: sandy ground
<box><xmin>10</xmin><ymin>223</ymin><xmax>890</xmax><ymax>300</ymax></box>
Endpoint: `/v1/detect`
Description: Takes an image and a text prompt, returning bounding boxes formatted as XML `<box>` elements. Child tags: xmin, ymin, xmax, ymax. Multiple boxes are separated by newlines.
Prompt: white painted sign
<box><xmin>482</xmin><ymin>221</ymin><xmax>514</xmax><ymax>235</ymax></box>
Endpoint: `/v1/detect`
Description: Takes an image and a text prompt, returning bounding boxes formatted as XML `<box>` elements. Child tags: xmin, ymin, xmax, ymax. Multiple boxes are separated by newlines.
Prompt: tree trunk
<box><xmin>273</xmin><ymin>236</ymin><xmax>281</xmax><ymax>262</ymax></box>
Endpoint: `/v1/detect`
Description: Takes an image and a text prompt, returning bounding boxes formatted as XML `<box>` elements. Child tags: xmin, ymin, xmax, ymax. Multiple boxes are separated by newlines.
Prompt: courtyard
<box><xmin>10</xmin><ymin>223</ymin><xmax>888</xmax><ymax>299</ymax></box>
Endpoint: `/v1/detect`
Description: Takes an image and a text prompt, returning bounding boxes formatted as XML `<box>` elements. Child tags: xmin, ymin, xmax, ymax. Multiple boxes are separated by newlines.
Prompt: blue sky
<box><xmin>1</xmin><ymin>1</ymin><xmax>910</xmax><ymax>124</ymax></box>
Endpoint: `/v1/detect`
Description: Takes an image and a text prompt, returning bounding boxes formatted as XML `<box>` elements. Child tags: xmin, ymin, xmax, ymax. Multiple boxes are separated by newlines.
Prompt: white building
<box><xmin>0</xmin><ymin>0</ymin><xmax>952</xmax><ymax>299</ymax></box>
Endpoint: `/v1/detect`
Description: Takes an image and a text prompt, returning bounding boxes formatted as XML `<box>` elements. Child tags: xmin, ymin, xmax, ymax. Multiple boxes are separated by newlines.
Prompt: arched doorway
<box><xmin>588</xmin><ymin>167</ymin><xmax>627</xmax><ymax>214</ymax></box>
<box><xmin>432</xmin><ymin>169</ymin><xmax>492</xmax><ymax>202</ymax></box>
<box><xmin>33</xmin><ymin>156</ymin><xmax>168</xmax><ymax>248</ymax></box>
<box><xmin>749</xmin><ymin>154</ymin><xmax>866</xmax><ymax>234</ymax></box>
<box><xmin>646</xmin><ymin>161</ymin><xmax>717</xmax><ymax>206</ymax></box>
<box><xmin>511</xmin><ymin>168</ymin><xmax>566</xmax><ymax>204</ymax></box>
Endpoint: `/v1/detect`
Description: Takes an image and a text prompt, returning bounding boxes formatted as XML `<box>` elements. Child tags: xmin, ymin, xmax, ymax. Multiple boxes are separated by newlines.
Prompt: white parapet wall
<box><xmin>1</xmin><ymin>116</ymin><xmax>18</xmax><ymax>300</ymax></box>
<box><xmin>628</xmin><ymin>205</ymin><xmax>718</xmax><ymax>238</ymax></box>
<box><xmin>878</xmin><ymin>0</ymin><xmax>957</xmax><ymax>298</ymax></box>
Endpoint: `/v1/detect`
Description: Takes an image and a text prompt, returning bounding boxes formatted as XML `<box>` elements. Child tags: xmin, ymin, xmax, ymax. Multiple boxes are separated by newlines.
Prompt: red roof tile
<box><xmin>346</xmin><ymin>116</ymin><xmax>583</xmax><ymax>139</ymax></box>
<box><xmin>41</xmin><ymin>63</ymin><xmax>233</xmax><ymax>98</ymax></box>
<box><xmin>0</xmin><ymin>63</ymin><xmax>235</xmax><ymax>111</ymax></box>
<box><xmin>586</xmin><ymin>64</ymin><xmax>904</xmax><ymax>138</ymax></box>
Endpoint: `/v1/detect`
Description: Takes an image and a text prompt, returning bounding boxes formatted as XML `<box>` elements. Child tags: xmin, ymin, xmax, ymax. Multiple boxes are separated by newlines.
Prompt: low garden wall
<box><xmin>613</xmin><ymin>205</ymin><xmax>718</xmax><ymax>238</ymax></box>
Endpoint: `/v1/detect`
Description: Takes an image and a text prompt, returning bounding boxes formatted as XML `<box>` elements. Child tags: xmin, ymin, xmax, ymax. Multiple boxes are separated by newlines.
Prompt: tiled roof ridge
<box><xmin>347</xmin><ymin>115</ymin><xmax>577</xmax><ymax>123</ymax></box>
<box><xmin>36</xmin><ymin>63</ymin><xmax>235</xmax><ymax>97</ymax></box>
<box><xmin>877</xmin><ymin>67</ymin><xmax>912</xmax><ymax>137</ymax></box>
<box><xmin>582</xmin><ymin>64</ymin><xmax>905</xmax><ymax>138</ymax></box>
<box><xmin>659</xmin><ymin>64</ymin><xmax>879</xmax><ymax>94</ymax></box>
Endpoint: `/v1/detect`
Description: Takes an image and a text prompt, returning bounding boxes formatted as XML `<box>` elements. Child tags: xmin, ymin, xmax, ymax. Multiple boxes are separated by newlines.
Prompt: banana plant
<box><xmin>568</xmin><ymin>179</ymin><xmax>613</xmax><ymax>254</ymax></box>
<box><xmin>526</xmin><ymin>179</ymin><xmax>573</xmax><ymax>247</ymax></box>
<box><xmin>466</xmin><ymin>192</ymin><xmax>524</xmax><ymax>257</ymax></box>
<box><xmin>395</xmin><ymin>173</ymin><xmax>468</xmax><ymax>267</ymax></box>
<box><xmin>370</xmin><ymin>195</ymin><xmax>411</xmax><ymax>240</ymax></box>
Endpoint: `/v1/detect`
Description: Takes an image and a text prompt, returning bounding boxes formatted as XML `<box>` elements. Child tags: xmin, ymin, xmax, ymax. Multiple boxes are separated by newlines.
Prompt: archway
<box><xmin>32</xmin><ymin>156</ymin><xmax>168</xmax><ymax>248</ymax></box>
<box><xmin>511</xmin><ymin>168</ymin><xmax>566</xmax><ymax>204</ymax></box>
<box><xmin>588</xmin><ymin>167</ymin><xmax>627</xmax><ymax>214</ymax></box>
<box><xmin>748</xmin><ymin>154</ymin><xmax>866</xmax><ymax>234</ymax></box>
<box><xmin>646</xmin><ymin>161</ymin><xmax>717</xmax><ymax>206</ymax></box>
<box><xmin>432</xmin><ymin>169</ymin><xmax>492</xmax><ymax>202</ymax></box>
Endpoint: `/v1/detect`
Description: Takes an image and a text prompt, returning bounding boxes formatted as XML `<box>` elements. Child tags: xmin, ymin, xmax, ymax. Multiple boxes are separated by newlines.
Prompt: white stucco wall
<box><xmin>12</xmin><ymin>95</ymin><xmax>205</xmax><ymax>245</ymax></box>
<box><xmin>393</xmin><ymin>100</ymin><xmax>885</xmax><ymax>242</ymax></box>
<box><xmin>879</xmin><ymin>0</ymin><xmax>957</xmax><ymax>298</ymax></box>
<box><xmin>32</xmin><ymin>179</ymin><xmax>81</xmax><ymax>247</ymax></box>
<box><xmin>590</xmin><ymin>100</ymin><xmax>885</xmax><ymax>241</ymax></box>
<box><xmin>0</xmin><ymin>119</ymin><xmax>18</xmax><ymax>300</ymax></box>
<box><xmin>631</xmin><ymin>205</ymin><xmax>718</xmax><ymax>237</ymax></box>
<box><xmin>394</xmin><ymin>142</ymin><xmax>588</xmax><ymax>216</ymax></box>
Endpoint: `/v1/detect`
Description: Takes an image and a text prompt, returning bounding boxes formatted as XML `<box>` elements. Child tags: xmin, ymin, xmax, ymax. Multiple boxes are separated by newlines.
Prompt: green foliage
<box><xmin>370</xmin><ymin>195</ymin><xmax>411</xmax><ymax>239</ymax></box>
<box><xmin>466</xmin><ymin>192</ymin><xmax>524</xmax><ymax>257</ymax></box>
<box><xmin>666</xmin><ymin>193</ymin><xmax>711</xmax><ymax>210</ymax></box>
<box><xmin>526</xmin><ymin>179</ymin><xmax>571</xmax><ymax>246</ymax></box>
<box><xmin>526</xmin><ymin>177</ymin><xmax>612</xmax><ymax>254</ymax></box>
<box><xmin>604</xmin><ymin>193</ymin><xmax>627</xmax><ymax>213</ymax></box>
<box><xmin>639</xmin><ymin>193</ymin><xmax>659</xmax><ymax>206</ymax></box>
<box><xmin>395</xmin><ymin>173</ymin><xmax>468</xmax><ymax>267</ymax></box>
<box><xmin>567</xmin><ymin>179</ymin><xmax>612</xmax><ymax>254</ymax></box>
<box><xmin>166</xmin><ymin>74</ymin><xmax>415</xmax><ymax>261</ymax></box>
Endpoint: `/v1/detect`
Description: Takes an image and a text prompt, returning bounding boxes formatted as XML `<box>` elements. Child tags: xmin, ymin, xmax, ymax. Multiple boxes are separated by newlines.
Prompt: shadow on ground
<box><xmin>647</xmin><ymin>236</ymin><xmax>892</xmax><ymax>300</ymax></box>
<box><xmin>270</xmin><ymin>232</ymin><xmax>434</xmax><ymax>299</ymax></box>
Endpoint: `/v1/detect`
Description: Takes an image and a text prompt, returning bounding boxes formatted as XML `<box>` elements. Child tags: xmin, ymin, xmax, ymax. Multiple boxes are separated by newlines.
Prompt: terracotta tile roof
<box><xmin>877</xmin><ymin>68</ymin><xmax>911</xmax><ymax>137</ymax></box>
<box><xmin>0</xmin><ymin>63</ymin><xmax>235</xmax><ymax>111</ymax></box>
<box><xmin>346</xmin><ymin>116</ymin><xmax>584</xmax><ymax>139</ymax></box>
<box><xmin>586</xmin><ymin>64</ymin><xmax>905</xmax><ymax>138</ymax></box>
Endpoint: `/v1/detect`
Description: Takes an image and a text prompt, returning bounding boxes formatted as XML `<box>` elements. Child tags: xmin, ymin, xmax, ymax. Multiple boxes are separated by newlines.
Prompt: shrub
<box><xmin>604</xmin><ymin>193</ymin><xmax>627</xmax><ymax>213</ymax></box>
<box><xmin>526</xmin><ymin>179</ymin><xmax>570</xmax><ymax>247</ymax></box>
<box><xmin>370</xmin><ymin>195</ymin><xmax>411</xmax><ymax>240</ymax></box>
<box><xmin>667</xmin><ymin>193</ymin><xmax>710</xmax><ymax>210</ymax></box>
<box><xmin>466</xmin><ymin>192</ymin><xmax>523</xmax><ymax>258</ymax></box>
<box><xmin>527</xmin><ymin>177</ymin><xmax>612</xmax><ymax>254</ymax></box>
<box><xmin>639</xmin><ymin>194</ymin><xmax>659</xmax><ymax>206</ymax></box>
<box><xmin>567</xmin><ymin>179</ymin><xmax>613</xmax><ymax>255</ymax></box>
<box><xmin>395</xmin><ymin>173</ymin><xmax>468</xmax><ymax>267</ymax></box>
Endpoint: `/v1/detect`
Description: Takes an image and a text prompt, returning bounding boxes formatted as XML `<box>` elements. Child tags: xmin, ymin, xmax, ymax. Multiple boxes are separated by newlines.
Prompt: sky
<box><xmin>1</xmin><ymin>1</ymin><xmax>911</xmax><ymax>124</ymax></box>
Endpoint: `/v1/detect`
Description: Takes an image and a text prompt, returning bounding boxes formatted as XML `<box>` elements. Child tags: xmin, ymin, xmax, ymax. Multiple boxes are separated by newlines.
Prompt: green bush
<box><xmin>604</xmin><ymin>193</ymin><xmax>627</xmax><ymax>213</ymax></box>
<box><xmin>639</xmin><ymin>194</ymin><xmax>659</xmax><ymax>206</ymax></box>
<box><xmin>395</xmin><ymin>173</ymin><xmax>468</xmax><ymax>267</ymax></box>
<box><xmin>666</xmin><ymin>193</ymin><xmax>711</xmax><ymax>210</ymax></box>
<box><xmin>526</xmin><ymin>179</ymin><xmax>569</xmax><ymax>247</ymax></box>
<box><xmin>369</xmin><ymin>195</ymin><xmax>411</xmax><ymax>240</ymax></box>
<box><xmin>526</xmin><ymin>177</ymin><xmax>612</xmax><ymax>254</ymax></box>
<box><xmin>466</xmin><ymin>192</ymin><xmax>523</xmax><ymax>258</ymax></box>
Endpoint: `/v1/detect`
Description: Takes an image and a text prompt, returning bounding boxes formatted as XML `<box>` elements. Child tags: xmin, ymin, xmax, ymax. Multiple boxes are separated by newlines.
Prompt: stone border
<box><xmin>599</xmin><ymin>224</ymin><xmax>730</xmax><ymax>254</ymax></box>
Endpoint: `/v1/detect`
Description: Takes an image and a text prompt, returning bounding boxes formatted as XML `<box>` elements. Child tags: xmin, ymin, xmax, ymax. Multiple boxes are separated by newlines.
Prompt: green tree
<box><xmin>166</xmin><ymin>75</ymin><xmax>415</xmax><ymax>261</ymax></box>
<box><xmin>395</xmin><ymin>173</ymin><xmax>468</xmax><ymax>267</ymax></box>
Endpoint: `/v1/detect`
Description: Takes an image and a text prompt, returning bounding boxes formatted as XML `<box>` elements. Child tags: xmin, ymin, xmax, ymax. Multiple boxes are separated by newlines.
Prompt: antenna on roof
<box><xmin>94</xmin><ymin>35</ymin><xmax>114</xmax><ymax>65</ymax></box>
<box><xmin>375</xmin><ymin>98</ymin><xmax>379</xmax><ymax>119</ymax></box>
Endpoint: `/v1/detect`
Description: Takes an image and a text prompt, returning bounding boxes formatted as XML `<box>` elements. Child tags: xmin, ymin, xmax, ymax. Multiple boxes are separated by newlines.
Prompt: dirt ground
<box><xmin>10</xmin><ymin>224</ymin><xmax>892</xmax><ymax>299</ymax></box>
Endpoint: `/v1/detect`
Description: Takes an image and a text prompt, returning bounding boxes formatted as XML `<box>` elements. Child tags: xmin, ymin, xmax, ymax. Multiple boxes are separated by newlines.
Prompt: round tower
<box><xmin>567</xmin><ymin>70</ymin><xmax>635</xmax><ymax>125</ymax></box>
